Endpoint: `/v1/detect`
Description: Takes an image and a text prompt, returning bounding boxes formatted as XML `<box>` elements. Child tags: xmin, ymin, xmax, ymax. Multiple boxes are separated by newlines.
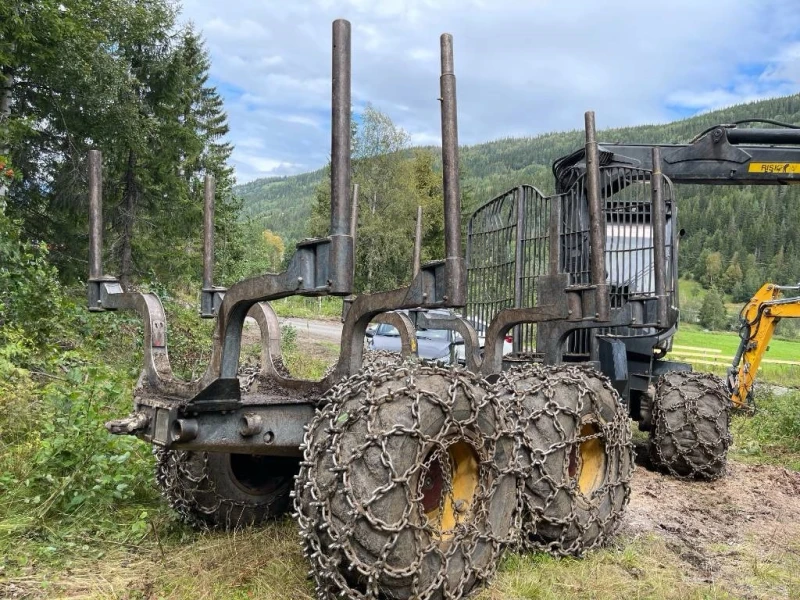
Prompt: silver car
<box><xmin>365</xmin><ymin>310</ymin><xmax>513</xmax><ymax>364</ymax></box>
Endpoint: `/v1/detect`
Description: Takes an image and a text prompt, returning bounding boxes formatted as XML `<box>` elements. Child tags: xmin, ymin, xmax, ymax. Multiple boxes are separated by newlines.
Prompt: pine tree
<box><xmin>699</xmin><ymin>287</ymin><xmax>728</xmax><ymax>331</ymax></box>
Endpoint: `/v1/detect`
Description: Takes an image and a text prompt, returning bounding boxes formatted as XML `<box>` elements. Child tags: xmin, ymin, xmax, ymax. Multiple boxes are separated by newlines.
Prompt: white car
<box><xmin>453</xmin><ymin>316</ymin><xmax>514</xmax><ymax>364</ymax></box>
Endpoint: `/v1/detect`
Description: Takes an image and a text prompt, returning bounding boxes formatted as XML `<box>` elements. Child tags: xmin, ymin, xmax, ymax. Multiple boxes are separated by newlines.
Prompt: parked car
<box><xmin>366</xmin><ymin>310</ymin><xmax>454</xmax><ymax>363</ymax></box>
<box><xmin>365</xmin><ymin>310</ymin><xmax>513</xmax><ymax>364</ymax></box>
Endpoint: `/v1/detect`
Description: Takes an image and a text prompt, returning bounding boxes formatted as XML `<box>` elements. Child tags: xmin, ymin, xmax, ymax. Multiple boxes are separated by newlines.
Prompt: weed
<box><xmin>731</xmin><ymin>389</ymin><xmax>800</xmax><ymax>469</ymax></box>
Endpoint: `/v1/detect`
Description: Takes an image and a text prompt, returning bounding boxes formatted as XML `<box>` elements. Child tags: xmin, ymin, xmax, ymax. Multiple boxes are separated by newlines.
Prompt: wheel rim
<box><xmin>568</xmin><ymin>423</ymin><xmax>606</xmax><ymax>496</ymax></box>
<box><xmin>421</xmin><ymin>441</ymin><xmax>480</xmax><ymax>540</ymax></box>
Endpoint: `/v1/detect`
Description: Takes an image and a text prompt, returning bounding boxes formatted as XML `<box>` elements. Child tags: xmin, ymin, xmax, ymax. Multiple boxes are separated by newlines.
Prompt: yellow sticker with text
<box><xmin>748</xmin><ymin>162</ymin><xmax>800</xmax><ymax>174</ymax></box>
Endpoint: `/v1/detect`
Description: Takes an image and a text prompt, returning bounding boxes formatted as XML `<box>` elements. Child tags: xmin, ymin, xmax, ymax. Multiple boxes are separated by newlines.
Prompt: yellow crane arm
<box><xmin>728</xmin><ymin>283</ymin><xmax>800</xmax><ymax>408</ymax></box>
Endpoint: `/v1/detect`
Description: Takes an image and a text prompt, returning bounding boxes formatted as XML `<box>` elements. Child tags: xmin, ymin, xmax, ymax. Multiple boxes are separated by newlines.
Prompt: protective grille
<box><xmin>602</xmin><ymin>167</ymin><xmax>675</xmax><ymax>310</ymax></box>
<box><xmin>465</xmin><ymin>168</ymin><xmax>676</xmax><ymax>355</ymax></box>
<box><xmin>465</xmin><ymin>185</ymin><xmax>549</xmax><ymax>351</ymax></box>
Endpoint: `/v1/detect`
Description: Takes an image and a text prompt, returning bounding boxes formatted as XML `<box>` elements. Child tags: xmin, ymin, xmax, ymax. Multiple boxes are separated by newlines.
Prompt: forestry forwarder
<box><xmin>83</xmin><ymin>19</ymin><xmax>800</xmax><ymax>600</ymax></box>
<box><xmin>460</xmin><ymin>113</ymin><xmax>800</xmax><ymax>488</ymax></box>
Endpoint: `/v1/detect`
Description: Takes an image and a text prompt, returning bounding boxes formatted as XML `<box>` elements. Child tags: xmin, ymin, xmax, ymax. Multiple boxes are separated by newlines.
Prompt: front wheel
<box><xmin>294</xmin><ymin>364</ymin><xmax>519</xmax><ymax>599</ymax></box>
<box><xmin>649</xmin><ymin>371</ymin><xmax>731</xmax><ymax>480</ymax></box>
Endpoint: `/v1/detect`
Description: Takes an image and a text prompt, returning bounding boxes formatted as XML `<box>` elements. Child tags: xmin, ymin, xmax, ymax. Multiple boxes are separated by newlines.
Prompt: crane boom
<box><xmin>554</xmin><ymin>122</ymin><xmax>800</xmax><ymax>190</ymax></box>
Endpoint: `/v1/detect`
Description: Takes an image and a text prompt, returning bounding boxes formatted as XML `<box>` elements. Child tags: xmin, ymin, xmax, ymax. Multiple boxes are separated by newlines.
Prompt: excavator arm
<box><xmin>728</xmin><ymin>283</ymin><xmax>800</xmax><ymax>408</ymax></box>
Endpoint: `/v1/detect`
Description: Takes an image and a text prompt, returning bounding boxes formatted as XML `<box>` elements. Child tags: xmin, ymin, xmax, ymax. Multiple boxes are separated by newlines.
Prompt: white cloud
<box><xmin>180</xmin><ymin>0</ymin><xmax>800</xmax><ymax>183</ymax></box>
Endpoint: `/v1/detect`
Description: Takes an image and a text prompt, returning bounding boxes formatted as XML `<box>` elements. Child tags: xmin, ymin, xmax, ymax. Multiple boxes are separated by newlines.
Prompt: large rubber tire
<box><xmin>649</xmin><ymin>371</ymin><xmax>731</xmax><ymax>480</ymax></box>
<box><xmin>498</xmin><ymin>364</ymin><xmax>634</xmax><ymax>557</ymax></box>
<box><xmin>155</xmin><ymin>449</ymin><xmax>299</xmax><ymax>529</ymax></box>
<box><xmin>295</xmin><ymin>364</ymin><xmax>520</xmax><ymax>599</ymax></box>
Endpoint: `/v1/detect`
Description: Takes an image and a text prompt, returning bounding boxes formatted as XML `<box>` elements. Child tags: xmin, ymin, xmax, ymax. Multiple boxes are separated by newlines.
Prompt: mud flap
<box><xmin>598</xmin><ymin>337</ymin><xmax>628</xmax><ymax>401</ymax></box>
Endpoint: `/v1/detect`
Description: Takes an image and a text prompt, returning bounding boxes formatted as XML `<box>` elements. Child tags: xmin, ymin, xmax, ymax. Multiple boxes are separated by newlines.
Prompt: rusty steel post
<box><xmin>88</xmin><ymin>149</ymin><xmax>103</xmax><ymax>281</ymax></box>
<box><xmin>330</xmin><ymin>19</ymin><xmax>351</xmax><ymax>237</ymax></box>
<box><xmin>513</xmin><ymin>186</ymin><xmax>525</xmax><ymax>353</ymax></box>
<box><xmin>412</xmin><ymin>205</ymin><xmax>423</xmax><ymax>277</ymax></box>
<box><xmin>203</xmin><ymin>174</ymin><xmax>216</xmax><ymax>291</ymax></box>
<box><xmin>584</xmin><ymin>111</ymin><xmax>609</xmax><ymax>321</ymax></box>
<box><xmin>651</xmin><ymin>147</ymin><xmax>668</xmax><ymax>325</ymax></box>
<box><xmin>440</xmin><ymin>33</ymin><xmax>461</xmax><ymax>262</ymax></box>
<box><xmin>350</xmin><ymin>183</ymin><xmax>359</xmax><ymax>241</ymax></box>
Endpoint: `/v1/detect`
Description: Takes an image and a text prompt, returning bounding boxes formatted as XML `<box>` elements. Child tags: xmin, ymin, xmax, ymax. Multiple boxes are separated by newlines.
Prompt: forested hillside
<box><xmin>237</xmin><ymin>94</ymin><xmax>800</xmax><ymax>296</ymax></box>
<box><xmin>236</xmin><ymin>168</ymin><xmax>326</xmax><ymax>244</ymax></box>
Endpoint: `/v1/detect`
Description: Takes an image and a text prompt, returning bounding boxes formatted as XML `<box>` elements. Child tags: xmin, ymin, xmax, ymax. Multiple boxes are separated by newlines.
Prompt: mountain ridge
<box><xmin>234</xmin><ymin>94</ymin><xmax>800</xmax><ymax>246</ymax></box>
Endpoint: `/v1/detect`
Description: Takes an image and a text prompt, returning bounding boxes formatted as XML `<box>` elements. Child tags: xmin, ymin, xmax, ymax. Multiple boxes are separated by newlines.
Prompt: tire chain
<box><xmin>153</xmin><ymin>362</ymin><xmax>290</xmax><ymax>529</ymax></box>
<box><xmin>650</xmin><ymin>371</ymin><xmax>731</xmax><ymax>481</ymax></box>
<box><xmin>293</xmin><ymin>361</ymin><xmax>523</xmax><ymax>600</ymax></box>
<box><xmin>155</xmin><ymin>357</ymin><xmax>410</xmax><ymax>529</ymax></box>
<box><xmin>495</xmin><ymin>363</ymin><xmax>634</xmax><ymax>557</ymax></box>
<box><xmin>154</xmin><ymin>446</ymin><xmax>292</xmax><ymax>529</ymax></box>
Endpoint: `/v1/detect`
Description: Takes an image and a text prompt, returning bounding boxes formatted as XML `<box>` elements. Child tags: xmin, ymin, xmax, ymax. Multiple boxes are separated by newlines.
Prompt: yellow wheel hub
<box><xmin>569</xmin><ymin>423</ymin><xmax>606</xmax><ymax>496</ymax></box>
<box><xmin>421</xmin><ymin>441</ymin><xmax>479</xmax><ymax>540</ymax></box>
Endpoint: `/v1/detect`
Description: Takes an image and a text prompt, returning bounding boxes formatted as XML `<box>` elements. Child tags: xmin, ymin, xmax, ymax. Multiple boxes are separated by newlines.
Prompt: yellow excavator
<box><xmin>728</xmin><ymin>283</ymin><xmax>800</xmax><ymax>408</ymax></box>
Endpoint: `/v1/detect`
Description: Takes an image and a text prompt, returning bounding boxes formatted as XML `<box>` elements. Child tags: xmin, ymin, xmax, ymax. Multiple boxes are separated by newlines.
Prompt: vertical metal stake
<box><xmin>440</xmin><ymin>33</ymin><xmax>461</xmax><ymax>262</ymax></box>
<box><xmin>88</xmin><ymin>150</ymin><xmax>103</xmax><ymax>281</ymax></box>
<box><xmin>412</xmin><ymin>205</ymin><xmax>423</xmax><ymax>278</ymax></box>
<box><xmin>330</xmin><ymin>19</ymin><xmax>352</xmax><ymax>237</ymax></box>
<box><xmin>513</xmin><ymin>186</ymin><xmax>525</xmax><ymax>353</ymax></box>
<box><xmin>203</xmin><ymin>174</ymin><xmax>216</xmax><ymax>291</ymax></box>
<box><xmin>584</xmin><ymin>111</ymin><xmax>609</xmax><ymax>321</ymax></box>
<box><xmin>651</xmin><ymin>147</ymin><xmax>668</xmax><ymax>326</ymax></box>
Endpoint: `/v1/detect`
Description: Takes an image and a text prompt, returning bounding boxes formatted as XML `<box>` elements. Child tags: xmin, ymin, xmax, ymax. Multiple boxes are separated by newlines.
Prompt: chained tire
<box><xmin>361</xmin><ymin>349</ymin><xmax>405</xmax><ymax>369</ymax></box>
<box><xmin>649</xmin><ymin>371</ymin><xmax>731</xmax><ymax>480</ymax></box>
<box><xmin>155</xmin><ymin>449</ymin><xmax>299</xmax><ymax>529</ymax></box>
<box><xmin>498</xmin><ymin>364</ymin><xmax>633</xmax><ymax>557</ymax></box>
<box><xmin>295</xmin><ymin>364</ymin><xmax>519</xmax><ymax>600</ymax></box>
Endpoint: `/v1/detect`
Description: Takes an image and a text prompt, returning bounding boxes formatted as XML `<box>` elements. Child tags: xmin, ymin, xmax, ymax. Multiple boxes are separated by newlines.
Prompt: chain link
<box><xmin>294</xmin><ymin>361</ymin><xmax>523</xmax><ymax>600</ymax></box>
<box><xmin>650</xmin><ymin>371</ymin><xmax>731</xmax><ymax>481</ymax></box>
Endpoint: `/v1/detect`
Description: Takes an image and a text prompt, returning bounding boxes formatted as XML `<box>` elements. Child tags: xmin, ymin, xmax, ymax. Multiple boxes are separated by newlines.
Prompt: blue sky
<box><xmin>179</xmin><ymin>0</ymin><xmax>800</xmax><ymax>184</ymax></box>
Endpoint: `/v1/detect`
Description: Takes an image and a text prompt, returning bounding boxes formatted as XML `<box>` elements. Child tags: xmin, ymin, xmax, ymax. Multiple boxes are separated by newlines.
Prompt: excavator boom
<box><xmin>729</xmin><ymin>283</ymin><xmax>800</xmax><ymax>408</ymax></box>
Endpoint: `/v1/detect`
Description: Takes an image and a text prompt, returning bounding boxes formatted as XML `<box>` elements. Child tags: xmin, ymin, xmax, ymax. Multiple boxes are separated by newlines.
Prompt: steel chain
<box><xmin>293</xmin><ymin>361</ymin><xmax>523</xmax><ymax>600</ymax></box>
<box><xmin>650</xmin><ymin>371</ymin><xmax>731</xmax><ymax>480</ymax></box>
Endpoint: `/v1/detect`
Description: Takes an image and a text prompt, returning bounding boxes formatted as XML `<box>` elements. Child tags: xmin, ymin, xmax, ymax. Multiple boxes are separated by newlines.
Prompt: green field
<box><xmin>674</xmin><ymin>324</ymin><xmax>800</xmax><ymax>362</ymax></box>
<box><xmin>672</xmin><ymin>323</ymin><xmax>800</xmax><ymax>386</ymax></box>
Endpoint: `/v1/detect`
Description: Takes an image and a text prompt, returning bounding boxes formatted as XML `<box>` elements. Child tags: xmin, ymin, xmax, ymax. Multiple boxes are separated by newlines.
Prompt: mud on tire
<box><xmin>155</xmin><ymin>449</ymin><xmax>298</xmax><ymax>529</ymax></box>
<box><xmin>649</xmin><ymin>371</ymin><xmax>731</xmax><ymax>480</ymax></box>
<box><xmin>498</xmin><ymin>364</ymin><xmax>634</xmax><ymax>557</ymax></box>
<box><xmin>294</xmin><ymin>364</ymin><xmax>520</xmax><ymax>599</ymax></box>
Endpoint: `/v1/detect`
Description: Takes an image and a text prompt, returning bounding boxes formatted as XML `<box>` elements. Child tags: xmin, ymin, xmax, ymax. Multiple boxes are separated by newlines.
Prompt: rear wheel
<box><xmin>155</xmin><ymin>449</ymin><xmax>298</xmax><ymax>529</ymax></box>
<box><xmin>499</xmin><ymin>364</ymin><xmax>633</xmax><ymax>556</ymax></box>
<box><xmin>295</xmin><ymin>364</ymin><xmax>519</xmax><ymax>599</ymax></box>
<box><xmin>649</xmin><ymin>371</ymin><xmax>730</xmax><ymax>480</ymax></box>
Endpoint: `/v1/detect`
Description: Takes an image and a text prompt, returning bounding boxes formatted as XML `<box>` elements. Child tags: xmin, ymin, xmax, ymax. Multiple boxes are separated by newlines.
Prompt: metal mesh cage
<box><xmin>465</xmin><ymin>185</ymin><xmax>550</xmax><ymax>352</ymax></box>
<box><xmin>465</xmin><ymin>168</ymin><xmax>676</xmax><ymax>356</ymax></box>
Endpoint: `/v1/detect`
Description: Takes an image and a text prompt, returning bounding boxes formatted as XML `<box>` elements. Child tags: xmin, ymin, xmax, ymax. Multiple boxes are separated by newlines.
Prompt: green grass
<box><xmin>674</xmin><ymin>324</ymin><xmax>800</xmax><ymax>362</ymax></box>
<box><xmin>482</xmin><ymin>537</ymin><xmax>738</xmax><ymax>600</ymax></box>
<box><xmin>672</xmin><ymin>323</ymin><xmax>800</xmax><ymax>386</ymax></box>
<box><xmin>731</xmin><ymin>389</ymin><xmax>800</xmax><ymax>470</ymax></box>
<box><xmin>270</xmin><ymin>296</ymin><xmax>342</xmax><ymax>320</ymax></box>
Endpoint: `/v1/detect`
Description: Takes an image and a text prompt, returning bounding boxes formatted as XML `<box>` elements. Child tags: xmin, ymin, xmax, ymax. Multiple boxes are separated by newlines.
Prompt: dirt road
<box><xmin>279</xmin><ymin>317</ymin><xmax>342</xmax><ymax>342</ymax></box>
